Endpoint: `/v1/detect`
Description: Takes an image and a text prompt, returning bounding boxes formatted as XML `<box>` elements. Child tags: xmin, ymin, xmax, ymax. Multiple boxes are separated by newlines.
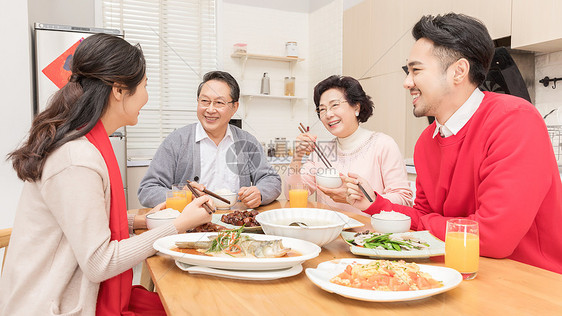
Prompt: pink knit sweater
<box><xmin>288</xmin><ymin>131</ymin><xmax>413</xmax><ymax>215</ymax></box>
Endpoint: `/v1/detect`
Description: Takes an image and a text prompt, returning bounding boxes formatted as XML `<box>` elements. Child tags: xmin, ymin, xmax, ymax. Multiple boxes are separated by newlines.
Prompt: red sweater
<box><xmin>366</xmin><ymin>92</ymin><xmax>562</xmax><ymax>274</ymax></box>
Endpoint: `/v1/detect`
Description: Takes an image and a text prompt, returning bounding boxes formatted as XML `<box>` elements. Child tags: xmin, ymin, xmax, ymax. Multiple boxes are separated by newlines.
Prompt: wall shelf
<box><xmin>232</xmin><ymin>52</ymin><xmax>306</xmax><ymax>118</ymax></box>
<box><xmin>241</xmin><ymin>93</ymin><xmax>304</xmax><ymax>100</ymax></box>
<box><xmin>231</xmin><ymin>52</ymin><xmax>304</xmax><ymax>78</ymax></box>
<box><xmin>240</xmin><ymin>94</ymin><xmax>305</xmax><ymax>118</ymax></box>
<box><xmin>231</xmin><ymin>52</ymin><xmax>304</xmax><ymax>63</ymax></box>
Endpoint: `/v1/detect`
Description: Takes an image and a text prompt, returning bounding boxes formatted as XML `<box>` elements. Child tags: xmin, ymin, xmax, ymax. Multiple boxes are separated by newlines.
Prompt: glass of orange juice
<box><xmin>172</xmin><ymin>183</ymin><xmax>192</xmax><ymax>204</ymax></box>
<box><xmin>445</xmin><ymin>219</ymin><xmax>479</xmax><ymax>280</ymax></box>
<box><xmin>289</xmin><ymin>183</ymin><xmax>309</xmax><ymax>208</ymax></box>
<box><xmin>166</xmin><ymin>190</ymin><xmax>189</xmax><ymax>212</ymax></box>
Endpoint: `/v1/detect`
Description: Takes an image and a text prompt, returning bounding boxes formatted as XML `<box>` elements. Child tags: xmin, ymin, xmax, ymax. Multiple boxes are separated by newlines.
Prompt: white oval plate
<box><xmin>154</xmin><ymin>232</ymin><xmax>321</xmax><ymax>271</ymax></box>
<box><xmin>305</xmin><ymin>258</ymin><xmax>462</xmax><ymax>302</ymax></box>
<box><xmin>341</xmin><ymin>231</ymin><xmax>445</xmax><ymax>258</ymax></box>
<box><xmin>175</xmin><ymin>261</ymin><xmax>303</xmax><ymax>281</ymax></box>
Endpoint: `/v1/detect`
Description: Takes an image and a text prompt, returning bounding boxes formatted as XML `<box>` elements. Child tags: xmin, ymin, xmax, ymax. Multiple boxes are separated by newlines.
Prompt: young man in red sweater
<box><xmin>345</xmin><ymin>13</ymin><xmax>562</xmax><ymax>274</ymax></box>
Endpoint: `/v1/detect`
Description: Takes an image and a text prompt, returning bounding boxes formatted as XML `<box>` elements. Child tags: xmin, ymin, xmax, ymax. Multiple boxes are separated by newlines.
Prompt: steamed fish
<box><xmin>175</xmin><ymin>228</ymin><xmax>291</xmax><ymax>258</ymax></box>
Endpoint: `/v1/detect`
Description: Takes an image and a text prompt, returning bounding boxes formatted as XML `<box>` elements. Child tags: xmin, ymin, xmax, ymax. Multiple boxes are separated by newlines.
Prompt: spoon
<box><xmin>289</xmin><ymin>221</ymin><xmax>309</xmax><ymax>229</ymax></box>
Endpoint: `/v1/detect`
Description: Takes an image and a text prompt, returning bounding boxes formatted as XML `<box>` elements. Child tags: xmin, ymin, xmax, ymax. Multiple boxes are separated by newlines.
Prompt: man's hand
<box><xmin>238</xmin><ymin>186</ymin><xmax>262</xmax><ymax>208</ymax></box>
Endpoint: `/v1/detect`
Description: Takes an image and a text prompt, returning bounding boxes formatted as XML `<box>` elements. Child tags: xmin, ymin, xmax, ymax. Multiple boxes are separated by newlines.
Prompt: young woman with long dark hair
<box><xmin>0</xmin><ymin>33</ymin><xmax>212</xmax><ymax>315</ymax></box>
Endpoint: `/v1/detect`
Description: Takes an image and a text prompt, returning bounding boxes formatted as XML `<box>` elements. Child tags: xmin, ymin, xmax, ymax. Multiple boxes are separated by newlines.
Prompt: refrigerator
<box><xmin>33</xmin><ymin>23</ymin><xmax>129</xmax><ymax>204</ymax></box>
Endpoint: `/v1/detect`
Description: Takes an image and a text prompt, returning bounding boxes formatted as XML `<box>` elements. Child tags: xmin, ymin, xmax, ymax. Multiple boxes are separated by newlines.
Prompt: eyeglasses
<box><xmin>198</xmin><ymin>98</ymin><xmax>235</xmax><ymax>109</ymax></box>
<box><xmin>316</xmin><ymin>100</ymin><xmax>348</xmax><ymax>116</ymax></box>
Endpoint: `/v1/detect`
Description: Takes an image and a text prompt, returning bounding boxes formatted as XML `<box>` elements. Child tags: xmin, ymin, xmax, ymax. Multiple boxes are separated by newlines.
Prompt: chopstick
<box><xmin>358</xmin><ymin>183</ymin><xmax>374</xmax><ymax>202</ymax></box>
<box><xmin>185</xmin><ymin>182</ymin><xmax>215</xmax><ymax>214</ymax></box>
<box><xmin>297</xmin><ymin>124</ymin><xmax>332</xmax><ymax>168</ymax></box>
<box><xmin>186</xmin><ymin>180</ymin><xmax>230</xmax><ymax>204</ymax></box>
<box><xmin>298</xmin><ymin>123</ymin><xmax>374</xmax><ymax>203</ymax></box>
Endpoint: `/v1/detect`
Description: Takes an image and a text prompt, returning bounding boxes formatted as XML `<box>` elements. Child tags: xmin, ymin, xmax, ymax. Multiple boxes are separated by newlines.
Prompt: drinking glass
<box><xmin>166</xmin><ymin>190</ymin><xmax>189</xmax><ymax>212</ymax></box>
<box><xmin>289</xmin><ymin>183</ymin><xmax>309</xmax><ymax>208</ymax></box>
<box><xmin>172</xmin><ymin>182</ymin><xmax>193</xmax><ymax>204</ymax></box>
<box><xmin>445</xmin><ymin>219</ymin><xmax>479</xmax><ymax>280</ymax></box>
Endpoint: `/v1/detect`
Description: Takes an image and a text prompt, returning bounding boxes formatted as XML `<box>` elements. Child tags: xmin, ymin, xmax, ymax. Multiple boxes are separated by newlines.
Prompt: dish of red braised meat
<box><xmin>221</xmin><ymin>210</ymin><xmax>260</xmax><ymax>227</ymax></box>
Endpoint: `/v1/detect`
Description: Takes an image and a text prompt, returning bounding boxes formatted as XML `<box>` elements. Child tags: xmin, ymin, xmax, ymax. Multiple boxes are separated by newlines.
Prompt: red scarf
<box><xmin>86</xmin><ymin>121</ymin><xmax>133</xmax><ymax>315</ymax></box>
<box><xmin>86</xmin><ymin>121</ymin><xmax>165</xmax><ymax>316</ymax></box>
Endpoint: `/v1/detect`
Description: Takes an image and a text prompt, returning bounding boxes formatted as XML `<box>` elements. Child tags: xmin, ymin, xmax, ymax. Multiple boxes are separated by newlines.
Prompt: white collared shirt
<box><xmin>433</xmin><ymin>88</ymin><xmax>485</xmax><ymax>138</ymax></box>
<box><xmin>196</xmin><ymin>122</ymin><xmax>240</xmax><ymax>192</ymax></box>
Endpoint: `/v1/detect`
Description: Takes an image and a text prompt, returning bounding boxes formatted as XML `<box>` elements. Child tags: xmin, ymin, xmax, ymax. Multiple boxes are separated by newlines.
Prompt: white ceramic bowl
<box><xmin>211</xmin><ymin>192</ymin><xmax>237</xmax><ymax>209</ymax></box>
<box><xmin>315</xmin><ymin>168</ymin><xmax>342</xmax><ymax>188</ymax></box>
<box><xmin>146</xmin><ymin>210</ymin><xmax>179</xmax><ymax>230</ymax></box>
<box><xmin>256</xmin><ymin>208</ymin><xmax>350</xmax><ymax>247</ymax></box>
<box><xmin>315</xmin><ymin>173</ymin><xmax>343</xmax><ymax>188</ymax></box>
<box><xmin>371</xmin><ymin>213</ymin><xmax>411</xmax><ymax>233</ymax></box>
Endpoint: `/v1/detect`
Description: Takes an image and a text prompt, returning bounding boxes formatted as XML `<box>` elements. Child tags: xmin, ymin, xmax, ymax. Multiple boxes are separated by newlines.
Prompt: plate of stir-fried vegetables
<box><xmin>341</xmin><ymin>231</ymin><xmax>445</xmax><ymax>258</ymax></box>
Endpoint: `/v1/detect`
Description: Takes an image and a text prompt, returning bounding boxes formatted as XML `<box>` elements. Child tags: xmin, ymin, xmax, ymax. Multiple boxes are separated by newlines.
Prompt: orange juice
<box><xmin>289</xmin><ymin>189</ymin><xmax>309</xmax><ymax>208</ymax></box>
<box><xmin>166</xmin><ymin>191</ymin><xmax>189</xmax><ymax>212</ymax></box>
<box><xmin>445</xmin><ymin>231</ymin><xmax>479</xmax><ymax>274</ymax></box>
<box><xmin>174</xmin><ymin>190</ymin><xmax>192</xmax><ymax>203</ymax></box>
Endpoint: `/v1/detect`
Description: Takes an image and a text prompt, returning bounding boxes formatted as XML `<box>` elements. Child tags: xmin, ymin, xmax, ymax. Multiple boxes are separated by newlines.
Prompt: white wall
<box><xmin>28</xmin><ymin>0</ymin><xmax>95</xmax><ymax>27</ymax></box>
<box><xmin>0</xmin><ymin>2</ymin><xmax>33</xmax><ymax>232</ymax></box>
<box><xmin>535</xmin><ymin>51</ymin><xmax>562</xmax><ymax>126</ymax></box>
<box><xmin>220</xmin><ymin>1</ymin><xmax>342</xmax><ymax>147</ymax></box>
<box><xmin>535</xmin><ymin>51</ymin><xmax>562</xmax><ymax>169</ymax></box>
<box><xmin>221</xmin><ymin>2</ymin><xmax>310</xmax><ymax>146</ymax></box>
<box><xmin>308</xmin><ymin>0</ymin><xmax>343</xmax><ymax>141</ymax></box>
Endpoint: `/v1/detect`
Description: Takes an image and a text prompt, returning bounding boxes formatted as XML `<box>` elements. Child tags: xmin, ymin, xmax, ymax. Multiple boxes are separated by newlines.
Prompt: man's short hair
<box><xmin>412</xmin><ymin>13</ymin><xmax>495</xmax><ymax>86</ymax></box>
<box><xmin>197</xmin><ymin>71</ymin><xmax>240</xmax><ymax>102</ymax></box>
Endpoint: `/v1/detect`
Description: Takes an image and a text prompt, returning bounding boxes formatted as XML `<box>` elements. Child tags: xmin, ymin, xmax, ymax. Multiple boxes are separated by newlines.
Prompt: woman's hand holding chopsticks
<box><xmin>294</xmin><ymin>131</ymin><xmax>317</xmax><ymax>162</ymax></box>
<box><xmin>344</xmin><ymin>172</ymin><xmax>377</xmax><ymax>210</ymax></box>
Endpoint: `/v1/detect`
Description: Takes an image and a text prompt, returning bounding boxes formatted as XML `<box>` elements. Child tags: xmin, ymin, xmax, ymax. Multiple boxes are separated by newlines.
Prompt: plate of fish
<box><xmin>341</xmin><ymin>231</ymin><xmax>445</xmax><ymax>258</ymax></box>
<box><xmin>174</xmin><ymin>261</ymin><xmax>303</xmax><ymax>281</ymax></box>
<box><xmin>154</xmin><ymin>228</ymin><xmax>321</xmax><ymax>271</ymax></box>
<box><xmin>305</xmin><ymin>259</ymin><xmax>462</xmax><ymax>302</ymax></box>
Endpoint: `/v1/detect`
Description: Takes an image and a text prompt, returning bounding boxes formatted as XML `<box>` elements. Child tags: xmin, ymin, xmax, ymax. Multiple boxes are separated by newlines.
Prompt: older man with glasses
<box><xmin>138</xmin><ymin>71</ymin><xmax>281</xmax><ymax>209</ymax></box>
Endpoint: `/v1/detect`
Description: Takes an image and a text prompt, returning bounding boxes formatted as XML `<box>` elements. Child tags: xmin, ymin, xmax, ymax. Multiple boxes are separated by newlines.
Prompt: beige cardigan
<box><xmin>0</xmin><ymin>137</ymin><xmax>177</xmax><ymax>315</ymax></box>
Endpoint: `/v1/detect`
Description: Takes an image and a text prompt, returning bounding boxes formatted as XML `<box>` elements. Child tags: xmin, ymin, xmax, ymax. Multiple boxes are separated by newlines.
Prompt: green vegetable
<box><xmin>351</xmin><ymin>232</ymin><xmax>428</xmax><ymax>251</ymax></box>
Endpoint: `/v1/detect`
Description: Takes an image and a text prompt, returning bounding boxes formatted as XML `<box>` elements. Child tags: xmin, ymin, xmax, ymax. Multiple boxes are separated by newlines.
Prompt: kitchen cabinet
<box><xmin>231</xmin><ymin>52</ymin><xmax>306</xmax><ymax>117</ymax></box>
<box><xmin>511</xmin><ymin>0</ymin><xmax>562</xmax><ymax>52</ymax></box>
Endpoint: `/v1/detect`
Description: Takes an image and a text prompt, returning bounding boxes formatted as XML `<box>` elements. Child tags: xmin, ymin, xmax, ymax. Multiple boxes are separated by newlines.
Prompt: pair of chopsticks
<box><xmin>298</xmin><ymin>123</ymin><xmax>332</xmax><ymax>168</ymax></box>
<box><xmin>297</xmin><ymin>122</ymin><xmax>374</xmax><ymax>203</ymax></box>
<box><xmin>185</xmin><ymin>182</ymin><xmax>215</xmax><ymax>214</ymax></box>
<box><xmin>186</xmin><ymin>180</ymin><xmax>230</xmax><ymax>204</ymax></box>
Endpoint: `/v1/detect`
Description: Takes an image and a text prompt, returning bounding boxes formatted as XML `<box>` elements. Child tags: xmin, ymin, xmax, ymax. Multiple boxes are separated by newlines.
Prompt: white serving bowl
<box><xmin>146</xmin><ymin>209</ymin><xmax>180</xmax><ymax>230</ymax></box>
<box><xmin>256</xmin><ymin>208</ymin><xmax>350</xmax><ymax>247</ymax></box>
<box><xmin>371</xmin><ymin>212</ymin><xmax>411</xmax><ymax>233</ymax></box>
<box><xmin>210</xmin><ymin>192</ymin><xmax>237</xmax><ymax>209</ymax></box>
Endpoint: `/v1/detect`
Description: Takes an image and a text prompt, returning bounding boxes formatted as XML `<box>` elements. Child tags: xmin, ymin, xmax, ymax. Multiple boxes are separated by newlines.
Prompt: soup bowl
<box><xmin>256</xmin><ymin>208</ymin><xmax>350</xmax><ymax>247</ymax></box>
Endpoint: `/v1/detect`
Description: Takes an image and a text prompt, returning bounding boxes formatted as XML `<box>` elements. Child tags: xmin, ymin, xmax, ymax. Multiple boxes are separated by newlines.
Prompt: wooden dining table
<box><xmin>133</xmin><ymin>201</ymin><xmax>562</xmax><ymax>315</ymax></box>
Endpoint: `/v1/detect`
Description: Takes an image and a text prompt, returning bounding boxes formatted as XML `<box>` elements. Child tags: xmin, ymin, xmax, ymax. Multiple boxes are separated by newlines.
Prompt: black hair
<box><xmin>197</xmin><ymin>71</ymin><xmax>240</xmax><ymax>102</ymax></box>
<box><xmin>412</xmin><ymin>13</ymin><xmax>495</xmax><ymax>86</ymax></box>
<box><xmin>313</xmin><ymin>75</ymin><xmax>374</xmax><ymax>123</ymax></box>
<box><xmin>8</xmin><ymin>33</ymin><xmax>145</xmax><ymax>181</ymax></box>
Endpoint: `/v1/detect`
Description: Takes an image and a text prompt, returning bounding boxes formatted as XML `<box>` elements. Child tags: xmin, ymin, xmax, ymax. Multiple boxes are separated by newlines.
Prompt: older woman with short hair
<box><xmin>287</xmin><ymin>75</ymin><xmax>412</xmax><ymax>215</ymax></box>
